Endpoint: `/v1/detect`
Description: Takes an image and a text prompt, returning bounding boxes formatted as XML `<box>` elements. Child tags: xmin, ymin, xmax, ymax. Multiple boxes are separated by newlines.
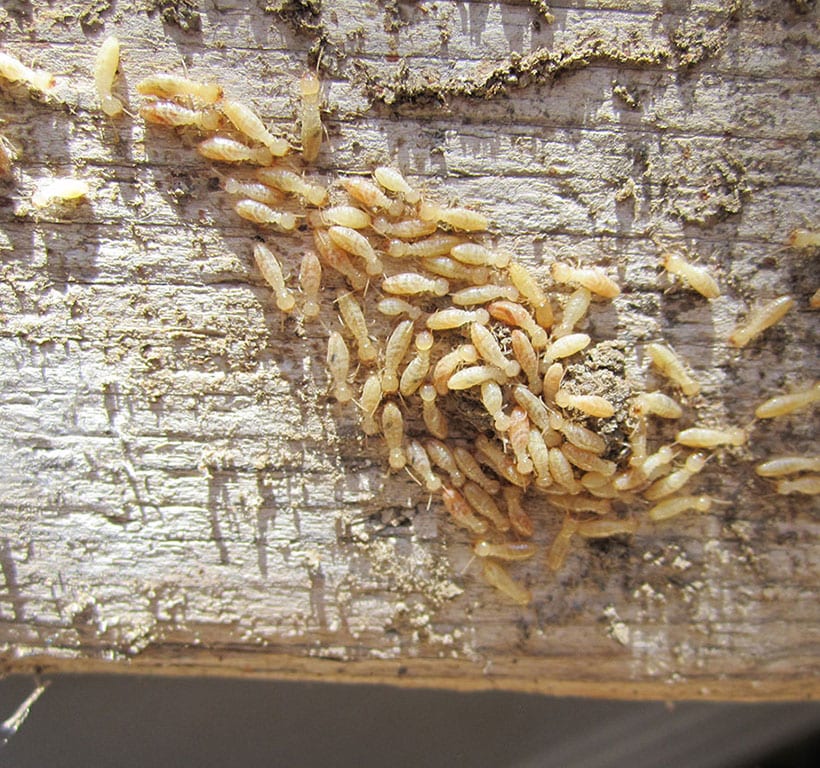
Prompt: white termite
<box><xmin>552</xmin><ymin>287</ymin><xmax>592</xmax><ymax>339</ymax></box>
<box><xmin>418</xmin><ymin>201</ymin><xmax>488</xmax><ymax>231</ymax></box>
<box><xmin>482</xmin><ymin>561</ymin><xmax>531</xmax><ymax>606</ymax></box>
<box><xmin>481</xmin><ymin>381</ymin><xmax>512</xmax><ymax>431</ymax></box>
<box><xmin>406</xmin><ymin>440</ymin><xmax>442</xmax><ymax>492</ymax></box>
<box><xmin>545</xmin><ymin>333</ymin><xmax>591</xmax><ymax>362</ymax></box>
<box><xmin>453</xmin><ymin>446</ymin><xmax>500</xmax><ymax>496</ymax></box>
<box><xmin>337</xmin><ymin>291</ymin><xmax>377</xmax><ymax>363</ymax></box>
<box><xmin>224</xmin><ymin>178</ymin><xmax>284</xmax><ymax>206</ymax></box>
<box><xmin>729</xmin><ymin>296</ymin><xmax>795</xmax><ymax>348</ymax></box>
<box><xmin>451</xmin><ymin>284</ymin><xmax>519</xmax><ymax>306</ymax></box>
<box><xmin>551</xmin><ymin>262</ymin><xmax>620</xmax><ymax>299</ymax></box>
<box><xmin>462</xmin><ymin>482</ymin><xmax>509</xmax><ymax>532</ymax></box>
<box><xmin>424</xmin><ymin>439</ymin><xmax>464</xmax><ymax>487</ymax></box>
<box><xmin>374</xmin><ymin>166</ymin><xmax>420</xmax><ymax>204</ymax></box>
<box><xmin>382</xmin><ymin>402</ymin><xmax>407</xmax><ymax>470</ymax></box>
<box><xmin>646</xmin><ymin>342</ymin><xmax>700</xmax><ymax>397</ymax></box>
<box><xmin>419</xmin><ymin>384</ymin><xmax>449</xmax><ymax>440</ymax></box>
<box><xmin>234</xmin><ymin>200</ymin><xmax>298</xmax><ymax>231</ymax></box>
<box><xmin>299</xmin><ymin>70</ymin><xmax>322</xmax><ymax>163</ymax></box>
<box><xmin>381</xmin><ymin>319</ymin><xmax>415</xmax><ymax>394</ymax></box>
<box><xmin>432</xmin><ymin>344</ymin><xmax>478</xmax><ymax>395</ymax></box>
<box><xmin>755</xmin><ymin>456</ymin><xmax>820</xmax><ymax>477</ymax></box>
<box><xmin>344</xmin><ymin>177</ymin><xmax>403</xmax><ymax>216</ymax></box>
<box><xmin>399</xmin><ymin>331</ymin><xmax>434</xmax><ymax>397</ymax></box>
<box><xmin>382</xmin><ymin>273</ymin><xmax>449</xmax><ymax>297</ymax></box>
<box><xmin>471</xmin><ymin>323</ymin><xmax>520</xmax><ymax>378</ymax></box>
<box><xmin>511</xmin><ymin>330</ymin><xmax>541</xmax><ymax>394</ymax></box>
<box><xmin>676</xmin><ymin>427</ymin><xmax>746</xmax><ymax>448</ymax></box>
<box><xmin>136</xmin><ymin>73</ymin><xmax>222</xmax><ymax>103</ymax></box>
<box><xmin>441</xmin><ymin>487</ymin><xmax>488</xmax><ymax>535</ymax></box>
<box><xmin>327</xmin><ymin>226</ymin><xmax>382</xmax><ymax>275</ymax></box>
<box><xmin>555</xmin><ymin>390</ymin><xmax>615</xmax><ymax>419</ymax></box>
<box><xmin>0</xmin><ymin>51</ymin><xmax>55</xmax><ymax>93</ymax></box>
<box><xmin>386</xmin><ymin>233</ymin><xmax>463</xmax><ymax>259</ymax></box>
<box><xmin>31</xmin><ymin>178</ymin><xmax>90</xmax><ymax>208</ymax></box>
<box><xmin>94</xmin><ymin>36</ymin><xmax>123</xmax><ymax>117</ymax></box>
<box><xmin>427</xmin><ymin>308</ymin><xmax>490</xmax><ymax>331</ymax></box>
<box><xmin>487</xmin><ymin>301</ymin><xmax>548</xmax><ymax>349</ymax></box>
<box><xmin>327</xmin><ymin>331</ymin><xmax>353</xmax><ymax>403</ymax></box>
<box><xmin>198</xmin><ymin>136</ymin><xmax>272</xmax><ymax>165</ymax></box>
<box><xmin>376</xmin><ymin>297</ymin><xmax>422</xmax><ymax>320</ymax></box>
<box><xmin>776</xmin><ymin>476</ymin><xmax>820</xmax><ymax>495</ymax></box>
<box><xmin>754</xmin><ymin>383</ymin><xmax>820</xmax><ymax>419</ymax></box>
<box><xmin>299</xmin><ymin>252</ymin><xmax>322</xmax><ymax>320</ymax></box>
<box><xmin>359</xmin><ymin>374</ymin><xmax>382</xmax><ymax>435</ymax></box>
<box><xmin>507</xmin><ymin>262</ymin><xmax>553</xmax><ymax>328</ymax></box>
<box><xmin>253</xmin><ymin>242</ymin><xmax>295</xmax><ymax>312</ymax></box>
<box><xmin>448</xmin><ymin>365</ymin><xmax>507</xmax><ymax>391</ymax></box>
<box><xmin>309</xmin><ymin>206</ymin><xmax>371</xmax><ymax>230</ymax></box>
<box><xmin>450</xmin><ymin>243</ymin><xmax>509</xmax><ymax>269</ymax></box>
<box><xmin>663</xmin><ymin>252</ymin><xmax>720</xmax><ymax>299</ymax></box>
<box><xmin>257</xmin><ymin>167</ymin><xmax>328</xmax><ymax>207</ymax></box>
<box><xmin>220</xmin><ymin>98</ymin><xmax>290</xmax><ymax>157</ymax></box>
<box><xmin>649</xmin><ymin>495</ymin><xmax>712</xmax><ymax>522</ymax></box>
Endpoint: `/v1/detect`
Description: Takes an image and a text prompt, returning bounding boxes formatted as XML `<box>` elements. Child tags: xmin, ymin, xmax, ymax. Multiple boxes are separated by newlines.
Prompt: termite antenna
<box><xmin>459</xmin><ymin>553</ymin><xmax>477</xmax><ymax>576</ymax></box>
<box><xmin>404</xmin><ymin>465</ymin><xmax>423</xmax><ymax>488</ymax></box>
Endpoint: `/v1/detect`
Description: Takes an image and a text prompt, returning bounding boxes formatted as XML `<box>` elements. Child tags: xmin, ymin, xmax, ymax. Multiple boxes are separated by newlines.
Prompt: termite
<box><xmin>471</xmin><ymin>323</ymin><xmax>520</xmax><ymax>378</ymax></box>
<box><xmin>327</xmin><ymin>226</ymin><xmax>382</xmax><ymax>275</ymax></box>
<box><xmin>545</xmin><ymin>333</ymin><xmax>591</xmax><ymax>363</ymax></box>
<box><xmin>554</xmin><ymin>390</ymin><xmax>615</xmax><ymax>419</ymax></box>
<box><xmin>663</xmin><ymin>252</ymin><xmax>720</xmax><ymax>299</ymax></box>
<box><xmin>381</xmin><ymin>319</ymin><xmax>415</xmax><ymax>394</ymax></box>
<box><xmin>475</xmin><ymin>436</ymin><xmax>529</xmax><ymax>489</ymax></box>
<box><xmin>755</xmin><ymin>456</ymin><xmax>820</xmax><ymax>477</ymax></box>
<box><xmin>257</xmin><ymin>167</ymin><xmax>327</xmax><ymax>207</ymax></box>
<box><xmin>406</xmin><ymin>440</ymin><xmax>442</xmax><ymax>492</ymax></box>
<box><xmin>542</xmin><ymin>362</ymin><xmax>564</xmax><ymax>402</ymax></box>
<box><xmin>337</xmin><ymin>291</ymin><xmax>377</xmax><ymax>363</ymax></box>
<box><xmin>424</xmin><ymin>439</ymin><xmax>465</xmax><ymax>487</ymax></box>
<box><xmin>548</xmin><ymin>447</ymin><xmax>582</xmax><ymax>493</ymax></box>
<box><xmin>432</xmin><ymin>344</ymin><xmax>478</xmax><ymax>395</ymax></box>
<box><xmin>487</xmin><ymin>301</ymin><xmax>548</xmax><ymax>349</ymax></box>
<box><xmin>309</xmin><ymin>206</ymin><xmax>371</xmax><ymax>230</ymax></box>
<box><xmin>785</xmin><ymin>228</ymin><xmax>820</xmax><ymax>249</ymax></box>
<box><xmin>507</xmin><ymin>407</ymin><xmax>534</xmax><ymax>475</ymax></box>
<box><xmin>646</xmin><ymin>342</ymin><xmax>700</xmax><ymax>397</ymax></box>
<box><xmin>450</xmin><ymin>243</ymin><xmax>509</xmax><ymax>269</ymax></box>
<box><xmin>636</xmin><ymin>444</ymin><xmax>677</xmax><ymax>480</ymax></box>
<box><xmin>198</xmin><ymin>136</ymin><xmax>272</xmax><ymax>165</ymax></box>
<box><xmin>327</xmin><ymin>331</ymin><xmax>353</xmax><ymax>403</ymax></box>
<box><xmin>234</xmin><ymin>199</ymin><xmax>298</xmax><ymax>231</ymax></box>
<box><xmin>474</xmin><ymin>541</ymin><xmax>537</xmax><ymax>561</ymax></box>
<box><xmin>481</xmin><ymin>381</ymin><xmax>512</xmax><ymax>431</ymax></box>
<box><xmin>253</xmin><ymin>242</ymin><xmax>295</xmax><ymax>312</ymax></box>
<box><xmin>676</xmin><ymin>427</ymin><xmax>746</xmax><ymax>448</ymax></box>
<box><xmin>419</xmin><ymin>384</ymin><xmax>449</xmax><ymax>440</ymax></box>
<box><xmin>382</xmin><ymin>273</ymin><xmax>449</xmax><ymax>297</ymax></box>
<box><xmin>550</xmin><ymin>413</ymin><xmax>607</xmax><ymax>454</ymax></box>
<box><xmin>136</xmin><ymin>73</ymin><xmax>222</xmax><ymax>103</ymax></box>
<box><xmin>631</xmin><ymin>391</ymin><xmax>683</xmax><ymax>420</ymax></box>
<box><xmin>463</xmin><ymin>482</ymin><xmax>509</xmax><ymax>531</ymax></box>
<box><xmin>448</xmin><ymin>364</ymin><xmax>507</xmax><ymax>391</ymax></box>
<box><xmin>453</xmin><ymin>446</ymin><xmax>501</xmax><ymax>496</ymax></box>
<box><xmin>399</xmin><ymin>331</ymin><xmax>434</xmax><ymax>397</ymax></box>
<box><xmin>344</xmin><ymin>177</ymin><xmax>403</xmax><ymax>217</ymax></box>
<box><xmin>382</xmin><ymin>402</ymin><xmax>407</xmax><ymax>470</ymax></box>
<box><xmin>377</xmin><ymin>297</ymin><xmax>422</xmax><ymax>320</ymax></box>
<box><xmin>451</xmin><ymin>284</ymin><xmax>519</xmax><ymax>306</ymax></box>
<box><xmin>754</xmin><ymin>383</ymin><xmax>820</xmax><ymax>419</ymax></box>
<box><xmin>224</xmin><ymin>178</ymin><xmax>284</xmax><ymax>206</ymax></box>
<box><xmin>297</xmin><ymin>252</ymin><xmax>322</xmax><ymax>318</ymax></box>
<box><xmin>299</xmin><ymin>70</ymin><xmax>322</xmax><ymax>163</ymax></box>
<box><xmin>561</xmin><ymin>443</ymin><xmax>617</xmax><ymax>477</ymax></box>
<box><xmin>386</xmin><ymin>233</ymin><xmax>463</xmax><ymax>259</ymax></box>
<box><xmin>420</xmin><ymin>256</ymin><xmax>491</xmax><ymax>285</ymax></box>
<box><xmin>546</xmin><ymin>494</ymin><xmax>612</xmax><ymax>516</ymax></box>
<box><xmin>512</xmin><ymin>385</ymin><xmax>552</xmax><ymax>432</ymax></box>
<box><xmin>507</xmin><ymin>262</ymin><xmax>553</xmax><ymax>328</ymax></box>
<box><xmin>313</xmin><ymin>229</ymin><xmax>367</xmax><ymax>290</ymax></box>
<box><xmin>372</xmin><ymin>217</ymin><xmax>436</xmax><ymax>240</ymax></box>
<box><xmin>373</xmin><ymin>166</ymin><xmax>420</xmax><ymax>204</ymax></box>
<box><xmin>643</xmin><ymin>452</ymin><xmax>708</xmax><ymax>501</ymax></box>
<box><xmin>728</xmin><ymin>295</ymin><xmax>795</xmax><ymax>348</ymax></box>
<box><xmin>547</xmin><ymin>516</ymin><xmax>579</xmax><ymax>571</ymax></box>
<box><xmin>551</xmin><ymin>262</ymin><xmax>620</xmax><ymax>299</ymax></box>
<box><xmin>141</xmin><ymin>100</ymin><xmax>220</xmax><ymax>130</ymax></box>
<box><xmin>441</xmin><ymin>487</ymin><xmax>488</xmax><ymax>535</ymax></box>
<box><xmin>552</xmin><ymin>288</ymin><xmax>591</xmax><ymax>338</ymax></box>
<box><xmin>31</xmin><ymin>178</ymin><xmax>90</xmax><ymax>208</ymax></box>
<box><xmin>482</xmin><ymin>560</ymin><xmax>531</xmax><ymax>606</ymax></box>
<box><xmin>220</xmin><ymin>98</ymin><xmax>290</xmax><ymax>157</ymax></box>
<box><xmin>427</xmin><ymin>307</ymin><xmax>490</xmax><ymax>330</ymax></box>
<box><xmin>527</xmin><ymin>429</ymin><xmax>553</xmax><ymax>487</ymax></box>
<box><xmin>511</xmin><ymin>330</ymin><xmax>541</xmax><ymax>394</ymax></box>
<box><xmin>649</xmin><ymin>495</ymin><xmax>712</xmax><ymax>522</ymax></box>
<box><xmin>577</xmin><ymin>519</ymin><xmax>638</xmax><ymax>538</ymax></box>
<box><xmin>776</xmin><ymin>476</ymin><xmax>820</xmax><ymax>495</ymax></box>
<box><xmin>94</xmin><ymin>36</ymin><xmax>123</xmax><ymax>117</ymax></box>
<box><xmin>418</xmin><ymin>201</ymin><xmax>488</xmax><ymax>231</ymax></box>
<box><xmin>0</xmin><ymin>51</ymin><xmax>55</xmax><ymax>93</ymax></box>
<box><xmin>359</xmin><ymin>374</ymin><xmax>382</xmax><ymax>435</ymax></box>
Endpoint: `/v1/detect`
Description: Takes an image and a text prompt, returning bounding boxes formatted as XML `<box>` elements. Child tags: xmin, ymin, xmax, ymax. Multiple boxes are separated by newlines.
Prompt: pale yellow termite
<box><xmin>451</xmin><ymin>284</ymin><xmax>519</xmax><ymax>306</ymax></box>
<box><xmin>507</xmin><ymin>407</ymin><xmax>534</xmax><ymax>475</ymax></box>
<box><xmin>631</xmin><ymin>391</ymin><xmax>683</xmax><ymax>420</ymax></box>
<box><xmin>550</xmin><ymin>413</ymin><xmax>607</xmax><ymax>454</ymax></box>
<box><xmin>377</xmin><ymin>296</ymin><xmax>422</xmax><ymax>321</ymax></box>
<box><xmin>418</xmin><ymin>201</ymin><xmax>488</xmax><ymax>231</ymax></box>
<box><xmin>399</xmin><ymin>331</ymin><xmax>434</xmax><ymax>397</ymax></box>
<box><xmin>511</xmin><ymin>330</ymin><xmax>541</xmax><ymax>395</ymax></box>
<box><xmin>448</xmin><ymin>364</ymin><xmax>507</xmax><ymax>391</ymax></box>
<box><xmin>507</xmin><ymin>262</ymin><xmax>553</xmax><ymax>328</ymax></box>
<box><xmin>776</xmin><ymin>476</ymin><xmax>820</xmax><ymax>495</ymax></box>
<box><xmin>386</xmin><ymin>233</ymin><xmax>463</xmax><ymax>259</ymax></box>
<box><xmin>555</xmin><ymin>390</ymin><xmax>615</xmax><ymax>419</ymax></box>
<box><xmin>373</xmin><ymin>166</ymin><xmax>420</xmax><ymax>204</ymax></box>
<box><xmin>372</xmin><ymin>217</ymin><xmax>436</xmax><ymax>240</ymax></box>
<box><xmin>432</xmin><ymin>344</ymin><xmax>478</xmax><ymax>395</ymax></box>
<box><xmin>548</xmin><ymin>447</ymin><xmax>582</xmax><ymax>493</ymax></box>
<box><xmin>381</xmin><ymin>319</ymin><xmax>415</xmax><ymax>394</ymax></box>
<box><xmin>234</xmin><ymin>200</ymin><xmax>298</xmax><ymax>231</ymax></box>
<box><xmin>450</xmin><ymin>243</ymin><xmax>509</xmax><ymax>269</ymax></box>
<box><xmin>453</xmin><ymin>446</ymin><xmax>501</xmax><ymax>496</ymax></box>
<box><xmin>676</xmin><ymin>426</ymin><xmax>746</xmax><ymax>448</ymax></box>
<box><xmin>442</xmin><ymin>487</ymin><xmax>488</xmax><ymax>535</ymax></box>
<box><xmin>785</xmin><ymin>228</ymin><xmax>820</xmax><ymax>249</ymax></box>
<box><xmin>729</xmin><ymin>295</ymin><xmax>795</xmax><ymax>348</ymax></box>
<box><xmin>755</xmin><ymin>456</ymin><xmax>820</xmax><ymax>477</ymax></box>
<box><xmin>577</xmin><ymin>519</ymin><xmax>638</xmax><ymax>538</ymax></box>
<box><xmin>308</xmin><ymin>206</ymin><xmax>371</xmax><ymax>230</ymax></box>
<box><xmin>382</xmin><ymin>273</ymin><xmax>449</xmax><ymax>297</ymax></box>
<box><xmin>299</xmin><ymin>70</ymin><xmax>322</xmax><ymax>163</ymax></box>
<box><xmin>487</xmin><ymin>301</ymin><xmax>548</xmax><ymax>349</ymax></box>
<box><xmin>561</xmin><ymin>443</ymin><xmax>617</xmax><ymax>477</ymax></box>
<box><xmin>0</xmin><ymin>51</ymin><xmax>55</xmax><ymax>93</ymax></box>
<box><xmin>253</xmin><ymin>242</ymin><xmax>295</xmax><ymax>313</ymax></box>
<box><xmin>94</xmin><ymin>36</ymin><xmax>123</xmax><ymax>117</ymax></box>
<box><xmin>382</xmin><ymin>402</ymin><xmax>407</xmax><ymax>470</ymax></box>
<box><xmin>471</xmin><ymin>323</ymin><xmax>520</xmax><ymax>378</ymax></box>
<box><xmin>406</xmin><ymin>440</ymin><xmax>442</xmax><ymax>492</ymax></box>
<box><xmin>420</xmin><ymin>256</ymin><xmax>491</xmax><ymax>285</ymax></box>
<box><xmin>424</xmin><ymin>439</ymin><xmax>465</xmax><ymax>487</ymax></box>
<box><xmin>136</xmin><ymin>73</ymin><xmax>222</xmax><ymax>103</ymax></box>
<box><xmin>359</xmin><ymin>374</ymin><xmax>382</xmax><ymax>435</ymax></box>
<box><xmin>326</xmin><ymin>330</ymin><xmax>353</xmax><ymax>403</ymax></box>
<box><xmin>643</xmin><ymin>452</ymin><xmax>708</xmax><ymax>501</ymax></box>
<box><xmin>473</xmin><ymin>541</ymin><xmax>537</xmax><ymax>561</ymax></box>
<box><xmin>475</xmin><ymin>435</ymin><xmax>529</xmax><ymax>489</ymax></box>
<box><xmin>224</xmin><ymin>178</ymin><xmax>284</xmax><ymax>206</ymax></box>
<box><xmin>512</xmin><ymin>384</ymin><xmax>552</xmax><ymax>432</ymax></box>
<box><xmin>649</xmin><ymin>495</ymin><xmax>712</xmax><ymax>522</ymax></box>
<box><xmin>198</xmin><ymin>136</ymin><xmax>272</xmax><ymax>165</ymax></box>
<box><xmin>551</xmin><ymin>262</ymin><xmax>620</xmax><ymax>299</ymax></box>
<box><xmin>313</xmin><ymin>229</ymin><xmax>367</xmax><ymax>290</ymax></box>
<box><xmin>545</xmin><ymin>333</ymin><xmax>591</xmax><ymax>363</ymax></box>
<box><xmin>419</xmin><ymin>384</ymin><xmax>449</xmax><ymax>440</ymax></box>
<box><xmin>482</xmin><ymin>560</ymin><xmax>531</xmax><ymax>606</ymax></box>
<box><xmin>481</xmin><ymin>381</ymin><xmax>512</xmax><ymax>431</ymax></box>
<box><xmin>463</xmin><ymin>482</ymin><xmax>509</xmax><ymax>532</ymax></box>
<box><xmin>542</xmin><ymin>362</ymin><xmax>564</xmax><ymax>402</ymax></box>
<box><xmin>546</xmin><ymin>494</ymin><xmax>612</xmax><ymax>516</ymax></box>
<box><xmin>257</xmin><ymin>167</ymin><xmax>328</xmax><ymax>207</ymax></box>
<box><xmin>141</xmin><ymin>100</ymin><xmax>221</xmax><ymax>131</ymax></box>
<box><xmin>337</xmin><ymin>291</ymin><xmax>377</xmax><ymax>364</ymax></box>
<box><xmin>502</xmin><ymin>486</ymin><xmax>534</xmax><ymax>539</ymax></box>
<box><xmin>755</xmin><ymin>383</ymin><xmax>820</xmax><ymax>419</ymax></box>
<box><xmin>427</xmin><ymin>307</ymin><xmax>490</xmax><ymax>330</ymax></box>
<box><xmin>220</xmin><ymin>98</ymin><xmax>290</xmax><ymax>157</ymax></box>
<box><xmin>636</xmin><ymin>444</ymin><xmax>677</xmax><ymax>480</ymax></box>
<box><xmin>646</xmin><ymin>342</ymin><xmax>700</xmax><ymax>397</ymax></box>
<box><xmin>552</xmin><ymin>288</ymin><xmax>591</xmax><ymax>338</ymax></box>
<box><xmin>663</xmin><ymin>252</ymin><xmax>720</xmax><ymax>299</ymax></box>
<box><xmin>527</xmin><ymin>429</ymin><xmax>552</xmax><ymax>486</ymax></box>
<box><xmin>547</xmin><ymin>516</ymin><xmax>579</xmax><ymax>571</ymax></box>
<box><xmin>344</xmin><ymin>177</ymin><xmax>403</xmax><ymax>217</ymax></box>
<box><xmin>327</xmin><ymin>226</ymin><xmax>382</xmax><ymax>275</ymax></box>
<box><xmin>31</xmin><ymin>178</ymin><xmax>90</xmax><ymax>208</ymax></box>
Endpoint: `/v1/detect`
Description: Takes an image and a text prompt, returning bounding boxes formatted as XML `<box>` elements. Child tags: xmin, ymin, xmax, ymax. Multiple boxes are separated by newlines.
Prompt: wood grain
<box><xmin>0</xmin><ymin>0</ymin><xmax>818</xmax><ymax>700</ymax></box>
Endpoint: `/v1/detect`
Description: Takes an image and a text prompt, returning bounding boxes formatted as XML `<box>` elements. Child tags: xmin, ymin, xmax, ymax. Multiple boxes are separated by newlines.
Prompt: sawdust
<box><xmin>666</xmin><ymin>0</ymin><xmax>741</xmax><ymax>68</ymax></box>
<box><xmin>144</xmin><ymin>0</ymin><xmax>201</xmax><ymax>32</ymax></box>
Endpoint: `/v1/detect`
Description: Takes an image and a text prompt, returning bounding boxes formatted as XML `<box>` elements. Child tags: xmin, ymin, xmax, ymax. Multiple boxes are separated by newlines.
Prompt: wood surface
<box><xmin>0</xmin><ymin>0</ymin><xmax>818</xmax><ymax>700</ymax></box>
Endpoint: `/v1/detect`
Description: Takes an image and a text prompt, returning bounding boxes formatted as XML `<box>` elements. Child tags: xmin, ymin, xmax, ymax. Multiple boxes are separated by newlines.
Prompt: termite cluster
<box><xmin>2</xmin><ymin>40</ymin><xmax>818</xmax><ymax>606</ymax></box>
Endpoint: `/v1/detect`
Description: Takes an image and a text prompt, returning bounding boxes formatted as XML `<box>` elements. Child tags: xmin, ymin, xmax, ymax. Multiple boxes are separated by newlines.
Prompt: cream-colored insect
<box><xmin>257</xmin><ymin>167</ymin><xmax>327</xmax><ymax>207</ymax></box>
<box><xmin>481</xmin><ymin>381</ymin><xmax>512</xmax><ymax>431</ymax></box>
<box><xmin>326</xmin><ymin>331</ymin><xmax>353</xmax><ymax>403</ymax></box>
<box><xmin>298</xmin><ymin>253</ymin><xmax>322</xmax><ymax>320</ymax></box>
<box><xmin>754</xmin><ymin>383</ymin><xmax>820</xmax><ymax>419</ymax></box>
<box><xmin>451</xmin><ymin>284</ymin><xmax>519</xmax><ymax>306</ymax></box>
<box><xmin>482</xmin><ymin>560</ymin><xmax>531</xmax><ymax>606</ymax></box>
<box><xmin>463</xmin><ymin>482</ymin><xmax>509</xmax><ymax>532</ymax></box>
<box><xmin>386</xmin><ymin>233</ymin><xmax>463</xmax><ymax>259</ymax></box>
<box><xmin>309</xmin><ymin>206</ymin><xmax>371</xmax><ymax>230</ymax></box>
<box><xmin>542</xmin><ymin>362</ymin><xmax>564</xmax><ymax>401</ymax></box>
<box><xmin>382</xmin><ymin>273</ymin><xmax>449</xmax><ymax>297</ymax></box>
<box><xmin>234</xmin><ymin>200</ymin><xmax>298</xmax><ymax>231</ymax></box>
<box><xmin>359</xmin><ymin>374</ymin><xmax>382</xmax><ymax>435</ymax></box>
<box><xmin>450</xmin><ymin>243</ymin><xmax>509</xmax><ymax>269</ymax></box>
<box><xmin>406</xmin><ymin>440</ymin><xmax>442</xmax><ymax>493</ymax></box>
<box><xmin>512</xmin><ymin>385</ymin><xmax>552</xmax><ymax>433</ymax></box>
<box><xmin>418</xmin><ymin>202</ymin><xmax>488</xmax><ymax>231</ymax></box>
<box><xmin>381</xmin><ymin>319</ymin><xmax>415</xmax><ymax>394</ymax></box>
<box><xmin>313</xmin><ymin>229</ymin><xmax>367</xmax><ymax>291</ymax></box>
<box><xmin>776</xmin><ymin>476</ymin><xmax>820</xmax><ymax>495</ymax></box>
<box><xmin>552</xmin><ymin>288</ymin><xmax>591</xmax><ymax>338</ymax></box>
<box><xmin>676</xmin><ymin>426</ymin><xmax>746</xmax><ymax>448</ymax></box>
<box><xmin>427</xmin><ymin>308</ymin><xmax>490</xmax><ymax>331</ymax></box>
<box><xmin>198</xmin><ymin>136</ymin><xmax>272</xmax><ymax>165</ymax></box>
<box><xmin>31</xmin><ymin>178</ymin><xmax>90</xmax><ymax>208</ymax></box>
<box><xmin>487</xmin><ymin>301</ymin><xmax>548</xmax><ymax>348</ymax></box>
<box><xmin>507</xmin><ymin>262</ymin><xmax>553</xmax><ymax>328</ymax></box>
<box><xmin>419</xmin><ymin>384</ymin><xmax>449</xmax><ymax>440</ymax></box>
<box><xmin>382</xmin><ymin>402</ymin><xmax>407</xmax><ymax>470</ymax></box>
<box><xmin>420</xmin><ymin>256</ymin><xmax>490</xmax><ymax>285</ymax></box>
<box><xmin>577</xmin><ymin>519</ymin><xmax>638</xmax><ymax>538</ymax></box>
<box><xmin>471</xmin><ymin>323</ymin><xmax>520</xmax><ymax>378</ymax></box>
<box><xmin>548</xmin><ymin>446</ymin><xmax>582</xmax><ymax>493</ymax></box>
<box><xmin>337</xmin><ymin>292</ymin><xmax>377</xmax><ymax>363</ymax></box>
<box><xmin>755</xmin><ymin>456</ymin><xmax>820</xmax><ymax>477</ymax></box>
<box><xmin>424</xmin><ymin>440</ymin><xmax>465</xmax><ymax>487</ymax></box>
<box><xmin>507</xmin><ymin>407</ymin><xmax>534</xmax><ymax>475</ymax></box>
<box><xmin>552</xmin><ymin>262</ymin><xmax>620</xmax><ymax>299</ymax></box>
<box><xmin>448</xmin><ymin>365</ymin><xmax>507</xmax><ymax>391</ymax></box>
<box><xmin>136</xmin><ymin>73</ymin><xmax>222</xmax><ymax>103</ymax></box>
<box><xmin>643</xmin><ymin>452</ymin><xmax>708</xmax><ymax>501</ymax></box>
<box><xmin>344</xmin><ymin>177</ymin><xmax>403</xmax><ymax>216</ymax></box>
<box><xmin>550</xmin><ymin>413</ymin><xmax>607</xmax><ymax>454</ymax></box>
<box><xmin>220</xmin><ymin>98</ymin><xmax>290</xmax><ymax>157</ymax></box>
<box><xmin>372</xmin><ymin>216</ymin><xmax>437</xmax><ymax>240</ymax></box>
<box><xmin>511</xmin><ymin>330</ymin><xmax>541</xmax><ymax>395</ymax></box>
<box><xmin>94</xmin><ymin>36</ymin><xmax>123</xmax><ymax>117</ymax></box>
<box><xmin>0</xmin><ymin>51</ymin><xmax>55</xmax><ymax>93</ymax></box>
<box><xmin>475</xmin><ymin>435</ymin><xmax>528</xmax><ymax>488</ymax></box>
<box><xmin>224</xmin><ymin>178</ymin><xmax>284</xmax><ymax>206</ymax></box>
<box><xmin>399</xmin><ymin>331</ymin><xmax>434</xmax><ymax>397</ymax></box>
<box><xmin>527</xmin><ymin>429</ymin><xmax>552</xmax><ymax>486</ymax></box>
<box><xmin>327</xmin><ymin>226</ymin><xmax>382</xmax><ymax>275</ymax></box>
<box><xmin>431</xmin><ymin>344</ymin><xmax>477</xmax><ymax>395</ymax></box>
<box><xmin>646</xmin><ymin>342</ymin><xmax>700</xmax><ymax>397</ymax></box>
<box><xmin>141</xmin><ymin>100</ymin><xmax>220</xmax><ymax>131</ymax></box>
<box><xmin>649</xmin><ymin>495</ymin><xmax>712</xmax><ymax>522</ymax></box>
<box><xmin>785</xmin><ymin>228</ymin><xmax>820</xmax><ymax>249</ymax></box>
<box><xmin>631</xmin><ymin>391</ymin><xmax>683</xmax><ymax>420</ymax></box>
<box><xmin>253</xmin><ymin>243</ymin><xmax>295</xmax><ymax>313</ymax></box>
<box><xmin>663</xmin><ymin>252</ymin><xmax>720</xmax><ymax>299</ymax></box>
<box><xmin>473</xmin><ymin>541</ymin><xmax>537</xmax><ymax>561</ymax></box>
<box><xmin>299</xmin><ymin>70</ymin><xmax>322</xmax><ymax>163</ymax></box>
<box><xmin>453</xmin><ymin>447</ymin><xmax>500</xmax><ymax>496</ymax></box>
<box><xmin>545</xmin><ymin>333</ymin><xmax>591</xmax><ymax>363</ymax></box>
<box><xmin>376</xmin><ymin>297</ymin><xmax>422</xmax><ymax>321</ymax></box>
<box><xmin>561</xmin><ymin>443</ymin><xmax>617</xmax><ymax>477</ymax></box>
<box><xmin>374</xmin><ymin>166</ymin><xmax>420</xmax><ymax>204</ymax></box>
<box><xmin>546</xmin><ymin>494</ymin><xmax>612</xmax><ymax>515</ymax></box>
<box><xmin>547</xmin><ymin>516</ymin><xmax>578</xmax><ymax>571</ymax></box>
<box><xmin>555</xmin><ymin>390</ymin><xmax>615</xmax><ymax>419</ymax></box>
<box><xmin>729</xmin><ymin>295</ymin><xmax>795</xmax><ymax>348</ymax></box>
<box><xmin>441</xmin><ymin>487</ymin><xmax>488</xmax><ymax>535</ymax></box>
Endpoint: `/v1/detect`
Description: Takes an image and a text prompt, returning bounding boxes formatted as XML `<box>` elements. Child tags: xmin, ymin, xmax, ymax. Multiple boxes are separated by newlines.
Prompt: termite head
<box><xmin>299</xmin><ymin>71</ymin><xmax>321</xmax><ymax>97</ymax></box>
